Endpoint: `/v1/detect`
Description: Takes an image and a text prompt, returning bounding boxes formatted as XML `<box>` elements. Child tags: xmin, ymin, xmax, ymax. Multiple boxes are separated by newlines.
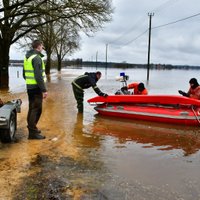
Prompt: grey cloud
<box><xmin>10</xmin><ymin>0</ymin><xmax>200</xmax><ymax>66</ymax></box>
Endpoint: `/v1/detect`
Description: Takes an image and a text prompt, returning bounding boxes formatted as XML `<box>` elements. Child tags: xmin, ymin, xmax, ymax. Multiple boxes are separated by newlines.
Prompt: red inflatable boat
<box><xmin>88</xmin><ymin>95</ymin><xmax>200</xmax><ymax>126</ymax></box>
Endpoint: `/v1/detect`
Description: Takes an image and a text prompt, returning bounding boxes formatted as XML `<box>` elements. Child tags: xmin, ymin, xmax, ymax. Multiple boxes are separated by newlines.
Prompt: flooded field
<box><xmin>0</xmin><ymin>67</ymin><xmax>200</xmax><ymax>199</ymax></box>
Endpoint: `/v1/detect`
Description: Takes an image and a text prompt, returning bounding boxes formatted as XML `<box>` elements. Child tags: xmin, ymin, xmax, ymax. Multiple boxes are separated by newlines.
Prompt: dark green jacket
<box><xmin>72</xmin><ymin>72</ymin><xmax>104</xmax><ymax>96</ymax></box>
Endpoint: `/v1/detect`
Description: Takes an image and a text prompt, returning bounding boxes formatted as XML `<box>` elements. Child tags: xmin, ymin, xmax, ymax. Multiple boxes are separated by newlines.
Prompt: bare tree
<box><xmin>22</xmin><ymin>19</ymin><xmax>80</xmax><ymax>73</ymax></box>
<box><xmin>0</xmin><ymin>0</ymin><xmax>55</xmax><ymax>87</ymax></box>
<box><xmin>0</xmin><ymin>0</ymin><xmax>113</xmax><ymax>88</ymax></box>
<box><xmin>53</xmin><ymin>21</ymin><xmax>80</xmax><ymax>72</ymax></box>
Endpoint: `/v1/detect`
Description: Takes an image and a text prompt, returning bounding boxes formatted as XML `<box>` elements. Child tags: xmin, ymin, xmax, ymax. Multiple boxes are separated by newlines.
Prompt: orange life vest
<box><xmin>188</xmin><ymin>86</ymin><xmax>200</xmax><ymax>99</ymax></box>
<box><xmin>127</xmin><ymin>82</ymin><xmax>148</xmax><ymax>95</ymax></box>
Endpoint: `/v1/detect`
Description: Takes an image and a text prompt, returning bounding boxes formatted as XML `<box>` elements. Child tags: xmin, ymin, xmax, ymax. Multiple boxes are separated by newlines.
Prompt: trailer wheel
<box><xmin>0</xmin><ymin>112</ymin><xmax>16</xmax><ymax>143</ymax></box>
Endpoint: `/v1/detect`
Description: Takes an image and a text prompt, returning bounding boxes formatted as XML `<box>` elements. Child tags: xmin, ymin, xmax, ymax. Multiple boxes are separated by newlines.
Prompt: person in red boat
<box><xmin>126</xmin><ymin>82</ymin><xmax>148</xmax><ymax>95</ymax></box>
<box><xmin>179</xmin><ymin>78</ymin><xmax>200</xmax><ymax>100</ymax></box>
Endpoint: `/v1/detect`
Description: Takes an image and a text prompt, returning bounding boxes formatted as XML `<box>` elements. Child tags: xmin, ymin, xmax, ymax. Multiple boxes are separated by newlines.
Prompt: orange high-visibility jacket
<box><xmin>127</xmin><ymin>82</ymin><xmax>148</xmax><ymax>95</ymax></box>
<box><xmin>188</xmin><ymin>86</ymin><xmax>200</xmax><ymax>99</ymax></box>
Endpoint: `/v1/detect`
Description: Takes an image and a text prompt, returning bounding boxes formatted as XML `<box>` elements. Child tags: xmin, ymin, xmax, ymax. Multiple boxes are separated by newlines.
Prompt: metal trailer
<box><xmin>0</xmin><ymin>99</ymin><xmax>22</xmax><ymax>143</ymax></box>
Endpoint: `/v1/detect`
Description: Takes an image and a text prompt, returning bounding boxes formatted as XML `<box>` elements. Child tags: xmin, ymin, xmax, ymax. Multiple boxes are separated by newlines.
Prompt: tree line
<box><xmin>0</xmin><ymin>0</ymin><xmax>113</xmax><ymax>88</ymax></box>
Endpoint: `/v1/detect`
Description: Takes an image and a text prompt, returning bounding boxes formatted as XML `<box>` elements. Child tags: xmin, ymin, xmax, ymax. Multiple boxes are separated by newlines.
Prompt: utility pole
<box><xmin>147</xmin><ymin>13</ymin><xmax>154</xmax><ymax>81</ymax></box>
<box><xmin>105</xmin><ymin>44</ymin><xmax>108</xmax><ymax>76</ymax></box>
<box><xmin>96</xmin><ymin>51</ymin><xmax>98</xmax><ymax>70</ymax></box>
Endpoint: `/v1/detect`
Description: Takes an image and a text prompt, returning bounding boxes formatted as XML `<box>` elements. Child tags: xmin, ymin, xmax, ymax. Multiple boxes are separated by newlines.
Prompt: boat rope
<box><xmin>191</xmin><ymin>105</ymin><xmax>200</xmax><ymax>125</ymax></box>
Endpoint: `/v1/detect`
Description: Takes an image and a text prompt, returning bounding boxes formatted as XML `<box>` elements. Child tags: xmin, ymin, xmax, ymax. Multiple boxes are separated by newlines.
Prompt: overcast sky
<box><xmin>10</xmin><ymin>0</ymin><xmax>200</xmax><ymax>66</ymax></box>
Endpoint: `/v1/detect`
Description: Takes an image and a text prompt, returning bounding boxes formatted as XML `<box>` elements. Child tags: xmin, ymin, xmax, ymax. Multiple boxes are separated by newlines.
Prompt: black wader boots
<box><xmin>28</xmin><ymin>128</ymin><xmax>45</xmax><ymax>140</ymax></box>
<box><xmin>72</xmin><ymin>84</ymin><xmax>84</xmax><ymax>113</ymax></box>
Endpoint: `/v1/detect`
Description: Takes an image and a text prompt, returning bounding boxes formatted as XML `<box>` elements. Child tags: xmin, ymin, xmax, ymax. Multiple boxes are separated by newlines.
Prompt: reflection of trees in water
<box><xmin>92</xmin><ymin>115</ymin><xmax>200</xmax><ymax>156</ymax></box>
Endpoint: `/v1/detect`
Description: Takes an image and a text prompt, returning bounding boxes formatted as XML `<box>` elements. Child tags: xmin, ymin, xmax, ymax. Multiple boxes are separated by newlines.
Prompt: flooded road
<box><xmin>0</xmin><ymin>67</ymin><xmax>200</xmax><ymax>199</ymax></box>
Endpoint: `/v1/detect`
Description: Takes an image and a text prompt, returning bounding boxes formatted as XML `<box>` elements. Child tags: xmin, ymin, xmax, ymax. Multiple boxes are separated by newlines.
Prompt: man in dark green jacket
<box><xmin>72</xmin><ymin>71</ymin><xmax>108</xmax><ymax>113</ymax></box>
<box><xmin>23</xmin><ymin>40</ymin><xmax>47</xmax><ymax>139</ymax></box>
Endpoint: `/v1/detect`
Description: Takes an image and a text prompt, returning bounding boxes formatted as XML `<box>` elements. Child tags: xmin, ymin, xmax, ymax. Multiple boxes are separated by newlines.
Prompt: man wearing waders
<box><xmin>72</xmin><ymin>71</ymin><xmax>108</xmax><ymax>113</ymax></box>
<box><xmin>23</xmin><ymin>40</ymin><xmax>47</xmax><ymax>139</ymax></box>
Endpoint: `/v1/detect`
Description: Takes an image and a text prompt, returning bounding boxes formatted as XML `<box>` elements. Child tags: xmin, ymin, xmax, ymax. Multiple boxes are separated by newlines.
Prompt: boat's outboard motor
<box><xmin>115</xmin><ymin>87</ymin><xmax>130</xmax><ymax>95</ymax></box>
<box><xmin>115</xmin><ymin>72</ymin><xmax>131</xmax><ymax>95</ymax></box>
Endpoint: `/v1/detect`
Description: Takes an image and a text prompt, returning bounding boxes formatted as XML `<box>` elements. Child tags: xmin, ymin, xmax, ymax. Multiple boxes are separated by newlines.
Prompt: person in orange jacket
<box><xmin>178</xmin><ymin>78</ymin><xmax>200</xmax><ymax>99</ymax></box>
<box><xmin>127</xmin><ymin>82</ymin><xmax>148</xmax><ymax>95</ymax></box>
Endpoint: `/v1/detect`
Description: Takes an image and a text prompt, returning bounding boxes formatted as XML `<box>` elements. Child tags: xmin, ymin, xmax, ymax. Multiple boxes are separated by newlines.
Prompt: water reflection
<box><xmin>91</xmin><ymin>115</ymin><xmax>200</xmax><ymax>156</ymax></box>
<box><xmin>72</xmin><ymin>113</ymin><xmax>101</xmax><ymax>149</ymax></box>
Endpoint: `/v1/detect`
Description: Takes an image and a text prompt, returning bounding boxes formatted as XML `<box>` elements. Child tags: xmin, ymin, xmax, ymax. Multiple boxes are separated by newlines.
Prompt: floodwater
<box><xmin>0</xmin><ymin>66</ymin><xmax>200</xmax><ymax>200</ymax></box>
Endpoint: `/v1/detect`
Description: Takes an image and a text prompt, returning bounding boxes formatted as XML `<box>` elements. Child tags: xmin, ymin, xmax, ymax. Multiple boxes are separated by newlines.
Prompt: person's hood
<box><xmin>189</xmin><ymin>78</ymin><xmax>199</xmax><ymax>89</ymax></box>
<box><xmin>138</xmin><ymin>82</ymin><xmax>145</xmax><ymax>92</ymax></box>
<box><xmin>25</xmin><ymin>49</ymin><xmax>44</xmax><ymax>59</ymax></box>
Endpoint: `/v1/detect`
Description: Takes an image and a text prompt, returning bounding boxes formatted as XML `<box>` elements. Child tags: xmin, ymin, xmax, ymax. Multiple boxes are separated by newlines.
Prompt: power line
<box><xmin>114</xmin><ymin>11</ymin><xmax>200</xmax><ymax>48</ymax></box>
<box><xmin>108</xmin><ymin>0</ymin><xmax>176</xmax><ymax>45</ymax></box>
<box><xmin>108</xmin><ymin>15</ymin><xmax>146</xmax><ymax>45</ymax></box>
<box><xmin>152</xmin><ymin>0</ymin><xmax>180</xmax><ymax>13</ymax></box>
<box><xmin>152</xmin><ymin>12</ymin><xmax>200</xmax><ymax>29</ymax></box>
<box><xmin>120</xmin><ymin>29</ymin><xmax>148</xmax><ymax>47</ymax></box>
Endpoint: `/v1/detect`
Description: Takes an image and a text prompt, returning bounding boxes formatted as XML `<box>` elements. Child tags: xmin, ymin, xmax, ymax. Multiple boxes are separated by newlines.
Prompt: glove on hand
<box><xmin>102</xmin><ymin>93</ymin><xmax>108</xmax><ymax>97</ymax></box>
<box><xmin>121</xmin><ymin>86</ymin><xmax>128</xmax><ymax>91</ymax></box>
<box><xmin>99</xmin><ymin>93</ymin><xmax>108</xmax><ymax>97</ymax></box>
<box><xmin>178</xmin><ymin>90</ymin><xmax>189</xmax><ymax>97</ymax></box>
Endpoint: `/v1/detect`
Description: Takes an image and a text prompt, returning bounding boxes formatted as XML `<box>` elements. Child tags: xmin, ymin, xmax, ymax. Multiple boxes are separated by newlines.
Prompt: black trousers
<box><xmin>27</xmin><ymin>88</ymin><xmax>43</xmax><ymax>132</ymax></box>
<box><xmin>72</xmin><ymin>84</ymin><xmax>84</xmax><ymax>113</ymax></box>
